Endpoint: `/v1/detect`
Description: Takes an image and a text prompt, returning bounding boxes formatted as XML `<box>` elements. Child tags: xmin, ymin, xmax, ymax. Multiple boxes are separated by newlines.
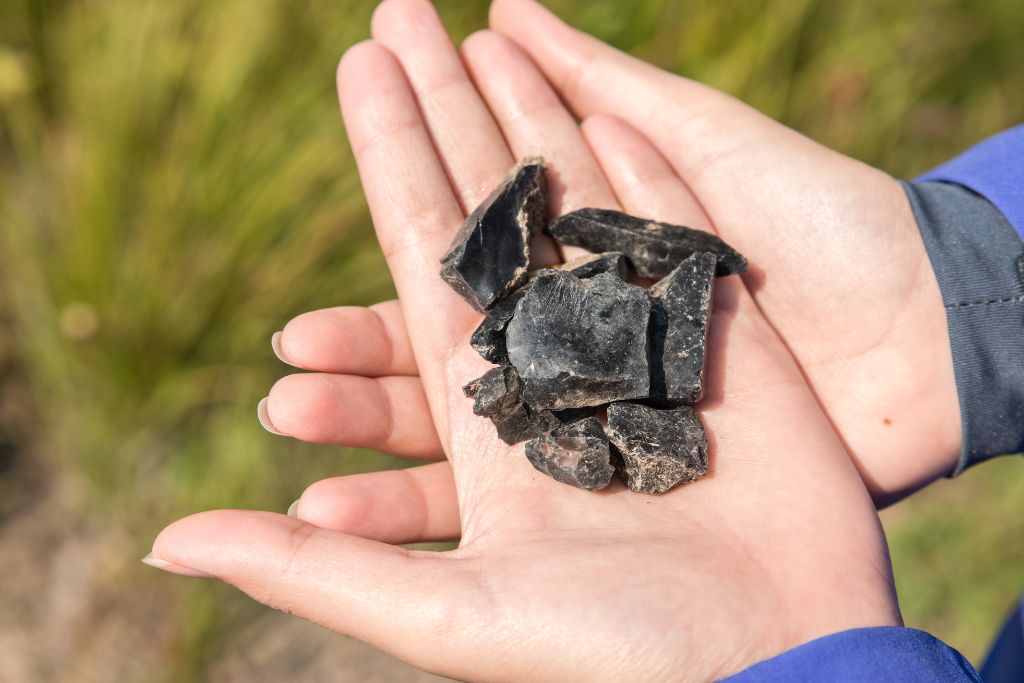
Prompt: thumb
<box><xmin>147</xmin><ymin>510</ymin><xmax>459</xmax><ymax>668</ymax></box>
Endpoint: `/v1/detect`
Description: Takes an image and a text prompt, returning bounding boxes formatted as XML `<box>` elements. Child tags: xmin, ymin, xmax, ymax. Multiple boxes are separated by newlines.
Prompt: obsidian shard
<box><xmin>547</xmin><ymin>208</ymin><xmax>746</xmax><ymax>278</ymax></box>
<box><xmin>506</xmin><ymin>270</ymin><xmax>651</xmax><ymax>410</ymax></box>
<box><xmin>525</xmin><ymin>417</ymin><xmax>614</xmax><ymax>490</ymax></box>
<box><xmin>559</xmin><ymin>251</ymin><xmax>631</xmax><ymax>280</ymax></box>
<box><xmin>649</xmin><ymin>253</ymin><xmax>716</xmax><ymax>405</ymax></box>
<box><xmin>440</xmin><ymin>159</ymin><xmax>546</xmax><ymax>311</ymax></box>
<box><xmin>462</xmin><ymin>365</ymin><xmax>595</xmax><ymax>446</ymax></box>
<box><xmin>607</xmin><ymin>402</ymin><xmax>708</xmax><ymax>494</ymax></box>
<box><xmin>441</xmin><ymin>159</ymin><xmax>747</xmax><ymax>493</ymax></box>
<box><xmin>469</xmin><ymin>251</ymin><xmax>632</xmax><ymax>364</ymax></box>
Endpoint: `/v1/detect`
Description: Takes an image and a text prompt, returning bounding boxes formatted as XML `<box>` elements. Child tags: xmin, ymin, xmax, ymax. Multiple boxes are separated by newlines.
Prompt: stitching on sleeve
<box><xmin>947</xmin><ymin>251</ymin><xmax>1024</xmax><ymax>309</ymax></box>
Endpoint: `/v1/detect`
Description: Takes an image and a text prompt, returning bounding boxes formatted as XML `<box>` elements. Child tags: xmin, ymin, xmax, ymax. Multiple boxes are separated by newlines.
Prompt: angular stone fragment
<box><xmin>559</xmin><ymin>251</ymin><xmax>631</xmax><ymax>280</ymax></box>
<box><xmin>463</xmin><ymin>366</ymin><xmax>594</xmax><ymax>445</ymax></box>
<box><xmin>440</xmin><ymin>159</ymin><xmax>546</xmax><ymax>311</ymax></box>
<box><xmin>547</xmin><ymin>208</ymin><xmax>746</xmax><ymax>277</ymax></box>
<box><xmin>470</xmin><ymin>285</ymin><xmax>529</xmax><ymax>364</ymax></box>
<box><xmin>470</xmin><ymin>252</ymin><xmax>632</xmax><ymax>364</ymax></box>
<box><xmin>648</xmin><ymin>252</ymin><xmax>716</xmax><ymax>405</ymax></box>
<box><xmin>606</xmin><ymin>402</ymin><xmax>708</xmax><ymax>494</ymax></box>
<box><xmin>462</xmin><ymin>365</ymin><xmax>523</xmax><ymax>417</ymax></box>
<box><xmin>525</xmin><ymin>417</ymin><xmax>614</xmax><ymax>490</ymax></box>
<box><xmin>505</xmin><ymin>270</ymin><xmax>651</xmax><ymax>410</ymax></box>
<box><xmin>492</xmin><ymin>405</ymin><xmax>595</xmax><ymax>446</ymax></box>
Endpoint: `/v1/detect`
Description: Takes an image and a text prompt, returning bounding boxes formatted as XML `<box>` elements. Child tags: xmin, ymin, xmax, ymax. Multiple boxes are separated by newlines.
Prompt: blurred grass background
<box><xmin>0</xmin><ymin>0</ymin><xmax>1020</xmax><ymax>680</ymax></box>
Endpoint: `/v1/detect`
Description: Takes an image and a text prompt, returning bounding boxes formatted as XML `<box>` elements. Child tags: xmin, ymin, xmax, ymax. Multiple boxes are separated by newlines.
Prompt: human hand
<box><xmin>149</xmin><ymin>2</ymin><xmax>901</xmax><ymax>681</ymax></box>
<box><xmin>478</xmin><ymin>0</ymin><xmax>962</xmax><ymax>506</ymax></box>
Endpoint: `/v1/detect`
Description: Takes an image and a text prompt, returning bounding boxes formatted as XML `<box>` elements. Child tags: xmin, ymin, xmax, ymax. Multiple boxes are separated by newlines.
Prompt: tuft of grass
<box><xmin>0</xmin><ymin>0</ymin><xmax>1021</xmax><ymax>677</ymax></box>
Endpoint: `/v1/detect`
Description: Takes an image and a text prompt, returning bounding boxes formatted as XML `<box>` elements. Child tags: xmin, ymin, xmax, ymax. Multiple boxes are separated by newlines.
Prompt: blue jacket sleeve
<box><xmin>720</xmin><ymin>627</ymin><xmax>980</xmax><ymax>682</ymax></box>
<box><xmin>918</xmin><ymin>124</ymin><xmax>1024</xmax><ymax>238</ymax></box>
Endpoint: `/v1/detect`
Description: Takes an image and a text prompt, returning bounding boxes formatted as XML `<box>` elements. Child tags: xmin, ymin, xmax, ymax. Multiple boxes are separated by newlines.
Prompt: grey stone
<box><xmin>469</xmin><ymin>285</ymin><xmax>529</xmax><ymax>364</ymax></box>
<box><xmin>462</xmin><ymin>365</ymin><xmax>523</xmax><ymax>417</ymax></box>
<box><xmin>469</xmin><ymin>252</ymin><xmax>632</xmax><ymax>364</ymax></box>
<box><xmin>491</xmin><ymin>405</ymin><xmax>595</xmax><ymax>446</ymax></box>
<box><xmin>648</xmin><ymin>252</ymin><xmax>716</xmax><ymax>405</ymax></box>
<box><xmin>505</xmin><ymin>270</ymin><xmax>651</xmax><ymax>410</ymax></box>
<box><xmin>546</xmin><ymin>208</ymin><xmax>746</xmax><ymax>278</ymax></box>
<box><xmin>440</xmin><ymin>159</ymin><xmax>546</xmax><ymax>311</ymax></box>
<box><xmin>525</xmin><ymin>417</ymin><xmax>614</xmax><ymax>490</ymax></box>
<box><xmin>559</xmin><ymin>251</ymin><xmax>631</xmax><ymax>280</ymax></box>
<box><xmin>606</xmin><ymin>402</ymin><xmax>708</xmax><ymax>494</ymax></box>
<box><xmin>463</xmin><ymin>366</ymin><xmax>595</xmax><ymax>445</ymax></box>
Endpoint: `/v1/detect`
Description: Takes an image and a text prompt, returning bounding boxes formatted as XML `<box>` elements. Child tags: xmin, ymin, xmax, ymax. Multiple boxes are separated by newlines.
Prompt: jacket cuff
<box><xmin>901</xmin><ymin>180</ymin><xmax>1024</xmax><ymax>474</ymax></box>
<box><xmin>720</xmin><ymin>627</ymin><xmax>979</xmax><ymax>682</ymax></box>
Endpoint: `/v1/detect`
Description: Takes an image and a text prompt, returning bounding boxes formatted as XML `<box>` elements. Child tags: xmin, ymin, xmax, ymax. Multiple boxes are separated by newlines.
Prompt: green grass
<box><xmin>0</xmin><ymin>0</ymin><xmax>1021</xmax><ymax>677</ymax></box>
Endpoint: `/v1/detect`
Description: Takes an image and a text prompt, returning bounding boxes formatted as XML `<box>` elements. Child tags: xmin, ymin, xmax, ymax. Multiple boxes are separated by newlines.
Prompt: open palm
<box><xmin>152</xmin><ymin>1</ymin><xmax>901</xmax><ymax>681</ymax></box>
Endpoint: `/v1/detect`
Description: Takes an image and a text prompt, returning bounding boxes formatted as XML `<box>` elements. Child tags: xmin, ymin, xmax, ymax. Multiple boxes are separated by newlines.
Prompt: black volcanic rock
<box><xmin>440</xmin><ymin>159</ymin><xmax>546</xmax><ymax>311</ymax></box>
<box><xmin>547</xmin><ymin>208</ymin><xmax>746</xmax><ymax>277</ymax></box>
<box><xmin>470</xmin><ymin>252</ymin><xmax>632</xmax><ymax>364</ymax></box>
<box><xmin>470</xmin><ymin>286</ymin><xmax>529</xmax><ymax>364</ymax></box>
<box><xmin>463</xmin><ymin>365</ymin><xmax>595</xmax><ymax>445</ymax></box>
<box><xmin>560</xmin><ymin>251</ymin><xmax>631</xmax><ymax>280</ymax></box>
<box><xmin>525</xmin><ymin>417</ymin><xmax>614</xmax><ymax>490</ymax></box>
<box><xmin>462</xmin><ymin>365</ymin><xmax>523</xmax><ymax>417</ymax></box>
<box><xmin>505</xmin><ymin>270</ymin><xmax>651</xmax><ymax>410</ymax></box>
<box><xmin>648</xmin><ymin>252</ymin><xmax>716</xmax><ymax>405</ymax></box>
<box><xmin>606</xmin><ymin>402</ymin><xmax>708</xmax><ymax>494</ymax></box>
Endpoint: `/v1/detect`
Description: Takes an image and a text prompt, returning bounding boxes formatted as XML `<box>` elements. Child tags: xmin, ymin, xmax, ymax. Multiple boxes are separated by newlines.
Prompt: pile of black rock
<box><xmin>440</xmin><ymin>159</ymin><xmax>747</xmax><ymax>494</ymax></box>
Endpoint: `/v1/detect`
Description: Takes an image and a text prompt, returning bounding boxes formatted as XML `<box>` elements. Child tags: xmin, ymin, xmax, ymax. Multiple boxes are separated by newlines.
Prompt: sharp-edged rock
<box><xmin>462</xmin><ymin>365</ymin><xmax>524</xmax><ymax>417</ymax></box>
<box><xmin>559</xmin><ymin>251</ymin><xmax>631</xmax><ymax>280</ymax></box>
<box><xmin>606</xmin><ymin>402</ymin><xmax>708</xmax><ymax>494</ymax></box>
<box><xmin>546</xmin><ymin>208</ymin><xmax>746</xmax><ymax>278</ymax></box>
<box><xmin>470</xmin><ymin>285</ymin><xmax>529</xmax><ymax>364</ymax></box>
<box><xmin>463</xmin><ymin>365</ymin><xmax>596</xmax><ymax>445</ymax></box>
<box><xmin>505</xmin><ymin>270</ymin><xmax>651</xmax><ymax>410</ymax></box>
<box><xmin>440</xmin><ymin>159</ymin><xmax>546</xmax><ymax>311</ymax></box>
<box><xmin>648</xmin><ymin>252</ymin><xmax>716</xmax><ymax>405</ymax></box>
<box><xmin>470</xmin><ymin>252</ymin><xmax>631</xmax><ymax>364</ymax></box>
<box><xmin>525</xmin><ymin>416</ymin><xmax>614</xmax><ymax>490</ymax></box>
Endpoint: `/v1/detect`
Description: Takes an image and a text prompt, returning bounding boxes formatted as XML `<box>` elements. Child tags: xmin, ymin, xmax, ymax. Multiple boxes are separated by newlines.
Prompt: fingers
<box><xmin>370</xmin><ymin>0</ymin><xmax>510</xmax><ymax>213</ymax></box>
<box><xmin>149</xmin><ymin>510</ymin><xmax>460</xmax><ymax>668</ymax></box>
<box><xmin>461</xmin><ymin>30</ymin><xmax>619</xmax><ymax>260</ymax></box>
<box><xmin>275</xmin><ymin>300</ymin><xmax>418</xmax><ymax>376</ymax></box>
<box><xmin>582</xmin><ymin>114</ymin><xmax>712</xmax><ymax>232</ymax></box>
<box><xmin>461</xmin><ymin>30</ymin><xmax>619</xmax><ymax>216</ymax></box>
<box><xmin>488</xmin><ymin>0</ymin><xmax>776</xmax><ymax>173</ymax></box>
<box><xmin>265</xmin><ymin>373</ymin><xmax>444</xmax><ymax>460</ymax></box>
<box><xmin>370</xmin><ymin>0</ymin><xmax>560</xmax><ymax>265</ymax></box>
<box><xmin>293</xmin><ymin>461</ymin><xmax>461</xmax><ymax>544</ymax></box>
<box><xmin>338</xmin><ymin>41</ymin><xmax>477</xmax><ymax>438</ymax></box>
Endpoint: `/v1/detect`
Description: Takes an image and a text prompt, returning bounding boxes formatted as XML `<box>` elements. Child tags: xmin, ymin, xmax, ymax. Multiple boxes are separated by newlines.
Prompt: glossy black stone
<box><xmin>440</xmin><ymin>159</ymin><xmax>546</xmax><ymax>311</ymax></box>
<box><xmin>546</xmin><ymin>208</ymin><xmax>746</xmax><ymax>278</ymax></box>
<box><xmin>469</xmin><ymin>286</ymin><xmax>529</xmax><ymax>364</ymax></box>
<box><xmin>462</xmin><ymin>365</ymin><xmax>523</xmax><ymax>417</ymax></box>
<box><xmin>524</xmin><ymin>417</ymin><xmax>614</xmax><ymax>490</ymax></box>
<box><xmin>560</xmin><ymin>251</ymin><xmax>631</xmax><ymax>280</ymax></box>
<box><xmin>648</xmin><ymin>252</ymin><xmax>716</xmax><ymax>405</ymax></box>
<box><xmin>463</xmin><ymin>365</ymin><xmax>595</xmax><ymax>445</ymax></box>
<box><xmin>469</xmin><ymin>251</ymin><xmax>631</xmax><ymax>364</ymax></box>
<box><xmin>606</xmin><ymin>402</ymin><xmax>708</xmax><ymax>494</ymax></box>
<box><xmin>505</xmin><ymin>270</ymin><xmax>651</xmax><ymax>410</ymax></box>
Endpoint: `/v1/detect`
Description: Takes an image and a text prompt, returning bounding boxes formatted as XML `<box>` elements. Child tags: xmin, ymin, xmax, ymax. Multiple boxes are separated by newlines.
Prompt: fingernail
<box><xmin>257</xmin><ymin>397</ymin><xmax>286</xmax><ymax>436</ymax></box>
<box><xmin>271</xmin><ymin>331</ymin><xmax>295</xmax><ymax>366</ymax></box>
<box><xmin>286</xmin><ymin>499</ymin><xmax>300</xmax><ymax>518</ymax></box>
<box><xmin>141</xmin><ymin>552</ymin><xmax>214</xmax><ymax>579</ymax></box>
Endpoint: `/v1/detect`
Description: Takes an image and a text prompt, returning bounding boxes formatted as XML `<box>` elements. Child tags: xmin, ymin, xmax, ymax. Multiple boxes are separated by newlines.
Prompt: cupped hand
<box><xmin>150</xmin><ymin>2</ymin><xmax>901</xmax><ymax>681</ymax></box>
<box><xmin>483</xmin><ymin>0</ymin><xmax>962</xmax><ymax>505</ymax></box>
